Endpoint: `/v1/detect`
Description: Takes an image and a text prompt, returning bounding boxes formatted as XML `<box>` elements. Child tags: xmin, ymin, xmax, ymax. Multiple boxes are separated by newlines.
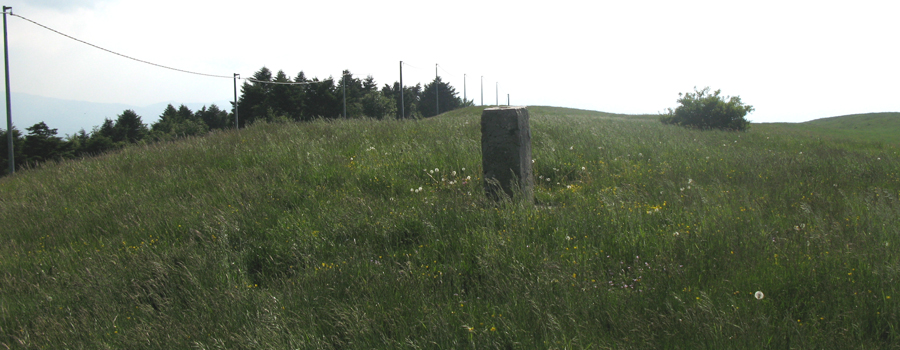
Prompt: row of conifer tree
<box><xmin>0</xmin><ymin>67</ymin><xmax>470</xmax><ymax>176</ymax></box>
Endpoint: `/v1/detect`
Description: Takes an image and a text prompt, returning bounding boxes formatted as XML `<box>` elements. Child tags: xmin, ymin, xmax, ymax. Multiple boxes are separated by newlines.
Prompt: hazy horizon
<box><xmin>3</xmin><ymin>0</ymin><xmax>899</xmax><ymax>127</ymax></box>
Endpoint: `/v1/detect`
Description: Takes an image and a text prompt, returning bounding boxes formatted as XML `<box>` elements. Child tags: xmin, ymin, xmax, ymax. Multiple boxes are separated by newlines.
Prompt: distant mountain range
<box><xmin>5</xmin><ymin>92</ymin><xmax>231</xmax><ymax>137</ymax></box>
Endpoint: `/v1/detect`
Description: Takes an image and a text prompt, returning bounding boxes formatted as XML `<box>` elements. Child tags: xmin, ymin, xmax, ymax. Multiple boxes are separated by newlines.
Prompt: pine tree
<box><xmin>419</xmin><ymin>77</ymin><xmax>462</xmax><ymax>118</ymax></box>
<box><xmin>23</xmin><ymin>122</ymin><xmax>66</xmax><ymax>164</ymax></box>
<box><xmin>197</xmin><ymin>104</ymin><xmax>230</xmax><ymax>130</ymax></box>
<box><xmin>237</xmin><ymin>67</ymin><xmax>274</xmax><ymax>127</ymax></box>
<box><xmin>113</xmin><ymin>109</ymin><xmax>148</xmax><ymax>143</ymax></box>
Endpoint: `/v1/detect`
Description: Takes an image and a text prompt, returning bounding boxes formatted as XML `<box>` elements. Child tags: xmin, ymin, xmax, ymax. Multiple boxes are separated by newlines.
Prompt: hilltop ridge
<box><xmin>0</xmin><ymin>106</ymin><xmax>897</xmax><ymax>348</ymax></box>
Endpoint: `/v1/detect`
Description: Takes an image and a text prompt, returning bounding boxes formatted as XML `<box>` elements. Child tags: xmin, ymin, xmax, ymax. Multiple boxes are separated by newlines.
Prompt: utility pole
<box><xmin>3</xmin><ymin>6</ymin><xmax>12</xmax><ymax>174</ymax></box>
<box><xmin>233</xmin><ymin>73</ymin><xmax>239</xmax><ymax>129</ymax></box>
<box><xmin>435</xmin><ymin>64</ymin><xmax>439</xmax><ymax>116</ymax></box>
<box><xmin>342</xmin><ymin>71</ymin><xmax>347</xmax><ymax>118</ymax></box>
<box><xmin>399</xmin><ymin>61</ymin><xmax>404</xmax><ymax>119</ymax></box>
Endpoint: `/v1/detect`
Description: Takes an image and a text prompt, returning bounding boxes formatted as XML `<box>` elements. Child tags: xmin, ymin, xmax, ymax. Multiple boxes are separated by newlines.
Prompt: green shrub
<box><xmin>660</xmin><ymin>87</ymin><xmax>753</xmax><ymax>131</ymax></box>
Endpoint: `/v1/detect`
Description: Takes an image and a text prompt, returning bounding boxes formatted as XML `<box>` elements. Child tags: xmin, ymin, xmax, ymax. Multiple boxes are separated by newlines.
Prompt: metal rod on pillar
<box><xmin>495</xmin><ymin>82</ymin><xmax>498</xmax><ymax>106</ymax></box>
<box><xmin>3</xmin><ymin>6</ymin><xmax>12</xmax><ymax>174</ymax></box>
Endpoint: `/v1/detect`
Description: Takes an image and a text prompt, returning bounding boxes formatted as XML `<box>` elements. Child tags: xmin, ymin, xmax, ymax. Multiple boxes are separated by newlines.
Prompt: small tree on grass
<box><xmin>660</xmin><ymin>87</ymin><xmax>753</xmax><ymax>131</ymax></box>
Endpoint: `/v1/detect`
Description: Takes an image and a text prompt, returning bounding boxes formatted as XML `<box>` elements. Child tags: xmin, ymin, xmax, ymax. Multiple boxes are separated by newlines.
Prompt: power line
<box><xmin>245</xmin><ymin>78</ymin><xmax>319</xmax><ymax>85</ymax></box>
<box><xmin>401</xmin><ymin>61</ymin><xmax>422</xmax><ymax>70</ymax></box>
<box><xmin>12</xmin><ymin>12</ymin><xmax>331</xmax><ymax>87</ymax></box>
<box><xmin>437</xmin><ymin>64</ymin><xmax>456</xmax><ymax>77</ymax></box>
<box><xmin>10</xmin><ymin>13</ymin><xmax>235</xmax><ymax>79</ymax></box>
<box><xmin>11</xmin><ymin>11</ymin><xmax>504</xmax><ymax>102</ymax></box>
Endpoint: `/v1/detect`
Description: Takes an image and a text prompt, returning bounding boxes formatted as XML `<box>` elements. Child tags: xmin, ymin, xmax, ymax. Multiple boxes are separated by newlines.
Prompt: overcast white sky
<box><xmin>3</xmin><ymin>0</ymin><xmax>899</xmax><ymax>124</ymax></box>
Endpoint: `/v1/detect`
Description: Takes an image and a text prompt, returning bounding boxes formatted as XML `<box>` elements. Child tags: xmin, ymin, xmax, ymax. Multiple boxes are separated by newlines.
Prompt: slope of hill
<box><xmin>758</xmin><ymin>112</ymin><xmax>900</xmax><ymax>145</ymax></box>
<box><xmin>1</xmin><ymin>106</ymin><xmax>898</xmax><ymax>348</ymax></box>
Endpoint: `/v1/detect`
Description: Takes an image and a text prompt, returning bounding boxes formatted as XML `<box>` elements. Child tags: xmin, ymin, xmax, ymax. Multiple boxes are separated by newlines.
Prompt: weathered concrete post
<box><xmin>481</xmin><ymin>106</ymin><xmax>533</xmax><ymax>203</ymax></box>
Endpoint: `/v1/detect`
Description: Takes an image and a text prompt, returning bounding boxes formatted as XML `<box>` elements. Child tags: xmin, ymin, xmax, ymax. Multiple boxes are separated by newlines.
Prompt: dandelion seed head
<box><xmin>755</xmin><ymin>291</ymin><xmax>764</xmax><ymax>300</ymax></box>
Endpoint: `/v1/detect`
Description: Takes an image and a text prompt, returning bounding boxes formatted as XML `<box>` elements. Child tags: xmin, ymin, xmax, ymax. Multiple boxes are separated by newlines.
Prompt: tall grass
<box><xmin>1</xmin><ymin>106</ymin><xmax>898</xmax><ymax>348</ymax></box>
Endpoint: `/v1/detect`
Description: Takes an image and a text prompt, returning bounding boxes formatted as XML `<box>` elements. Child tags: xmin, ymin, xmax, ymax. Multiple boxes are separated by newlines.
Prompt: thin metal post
<box><xmin>480</xmin><ymin>76</ymin><xmax>483</xmax><ymax>106</ymax></box>
<box><xmin>508</xmin><ymin>94</ymin><xmax>510</xmax><ymax>106</ymax></box>
<box><xmin>3</xmin><ymin>6</ymin><xmax>12</xmax><ymax>174</ymax></box>
<box><xmin>233</xmin><ymin>73</ymin><xmax>239</xmax><ymax>129</ymax></box>
<box><xmin>496</xmin><ymin>82</ymin><xmax>498</xmax><ymax>106</ymax></box>
<box><xmin>435</xmin><ymin>64</ymin><xmax>439</xmax><ymax>116</ymax></box>
<box><xmin>342</xmin><ymin>72</ymin><xmax>347</xmax><ymax>118</ymax></box>
<box><xmin>463</xmin><ymin>74</ymin><xmax>466</xmax><ymax>104</ymax></box>
<box><xmin>400</xmin><ymin>61</ymin><xmax>404</xmax><ymax>119</ymax></box>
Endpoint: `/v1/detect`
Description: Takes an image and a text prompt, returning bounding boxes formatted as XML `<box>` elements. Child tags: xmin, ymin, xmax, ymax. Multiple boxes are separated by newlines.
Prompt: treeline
<box><xmin>236</xmin><ymin>67</ymin><xmax>472</xmax><ymax>126</ymax></box>
<box><xmin>0</xmin><ymin>104</ymin><xmax>232</xmax><ymax>175</ymax></box>
<box><xmin>0</xmin><ymin>66</ymin><xmax>471</xmax><ymax>176</ymax></box>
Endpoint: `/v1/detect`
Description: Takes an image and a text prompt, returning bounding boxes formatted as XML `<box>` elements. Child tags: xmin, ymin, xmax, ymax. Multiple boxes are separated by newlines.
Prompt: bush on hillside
<box><xmin>660</xmin><ymin>87</ymin><xmax>754</xmax><ymax>131</ymax></box>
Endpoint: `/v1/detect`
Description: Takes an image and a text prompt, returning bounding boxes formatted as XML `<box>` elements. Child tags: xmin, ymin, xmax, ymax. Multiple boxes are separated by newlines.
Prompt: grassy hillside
<box><xmin>1</xmin><ymin>106</ymin><xmax>898</xmax><ymax>348</ymax></box>
<box><xmin>760</xmin><ymin>112</ymin><xmax>900</xmax><ymax>145</ymax></box>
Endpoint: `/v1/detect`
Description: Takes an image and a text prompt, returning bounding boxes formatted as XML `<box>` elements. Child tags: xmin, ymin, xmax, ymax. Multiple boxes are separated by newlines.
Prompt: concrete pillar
<box><xmin>481</xmin><ymin>106</ymin><xmax>533</xmax><ymax>203</ymax></box>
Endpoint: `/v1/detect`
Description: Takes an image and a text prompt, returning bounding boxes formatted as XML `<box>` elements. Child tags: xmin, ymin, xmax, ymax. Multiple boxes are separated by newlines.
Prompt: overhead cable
<box><xmin>437</xmin><ymin>64</ymin><xmax>456</xmax><ymax>77</ymax></box>
<box><xmin>245</xmin><ymin>78</ymin><xmax>320</xmax><ymax>85</ymax></box>
<box><xmin>10</xmin><ymin>13</ymin><xmax>235</xmax><ymax>79</ymax></box>
<box><xmin>401</xmin><ymin>61</ymin><xmax>422</xmax><ymax>70</ymax></box>
<box><xmin>11</xmin><ymin>12</ymin><xmax>477</xmax><ymax>89</ymax></box>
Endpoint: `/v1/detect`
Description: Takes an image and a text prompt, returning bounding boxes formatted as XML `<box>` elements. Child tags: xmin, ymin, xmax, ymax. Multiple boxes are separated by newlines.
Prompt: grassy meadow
<box><xmin>761</xmin><ymin>112</ymin><xmax>900</xmax><ymax>145</ymax></box>
<box><xmin>1</xmin><ymin>106</ymin><xmax>899</xmax><ymax>348</ymax></box>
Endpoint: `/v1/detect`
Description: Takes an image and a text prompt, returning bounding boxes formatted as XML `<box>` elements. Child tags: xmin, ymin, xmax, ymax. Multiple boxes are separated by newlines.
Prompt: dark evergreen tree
<box><xmin>382</xmin><ymin>82</ymin><xmax>422</xmax><ymax>119</ymax></box>
<box><xmin>113</xmin><ymin>109</ymin><xmax>148</xmax><ymax>143</ymax></box>
<box><xmin>363</xmin><ymin>75</ymin><xmax>378</xmax><ymax>93</ymax></box>
<box><xmin>150</xmin><ymin>105</ymin><xmax>207</xmax><ymax>139</ymax></box>
<box><xmin>97</xmin><ymin>118</ymin><xmax>116</xmax><ymax>141</ymax></box>
<box><xmin>0</xmin><ymin>126</ymin><xmax>24</xmax><ymax>175</ymax></box>
<box><xmin>303</xmin><ymin>77</ymin><xmax>340</xmax><ymax>119</ymax></box>
<box><xmin>23</xmin><ymin>122</ymin><xmax>66</xmax><ymax>164</ymax></box>
<box><xmin>196</xmin><ymin>104</ymin><xmax>230</xmax><ymax>130</ymax></box>
<box><xmin>361</xmin><ymin>91</ymin><xmax>397</xmax><ymax>119</ymax></box>
<box><xmin>83</xmin><ymin>128</ymin><xmax>115</xmax><ymax>155</ymax></box>
<box><xmin>268</xmin><ymin>70</ymin><xmax>296</xmax><ymax>120</ymax></box>
<box><xmin>419</xmin><ymin>76</ymin><xmax>463</xmax><ymax>118</ymax></box>
<box><xmin>337</xmin><ymin>70</ymin><xmax>364</xmax><ymax>118</ymax></box>
<box><xmin>236</xmin><ymin>67</ymin><xmax>274</xmax><ymax>127</ymax></box>
<box><xmin>291</xmin><ymin>71</ymin><xmax>309</xmax><ymax>121</ymax></box>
